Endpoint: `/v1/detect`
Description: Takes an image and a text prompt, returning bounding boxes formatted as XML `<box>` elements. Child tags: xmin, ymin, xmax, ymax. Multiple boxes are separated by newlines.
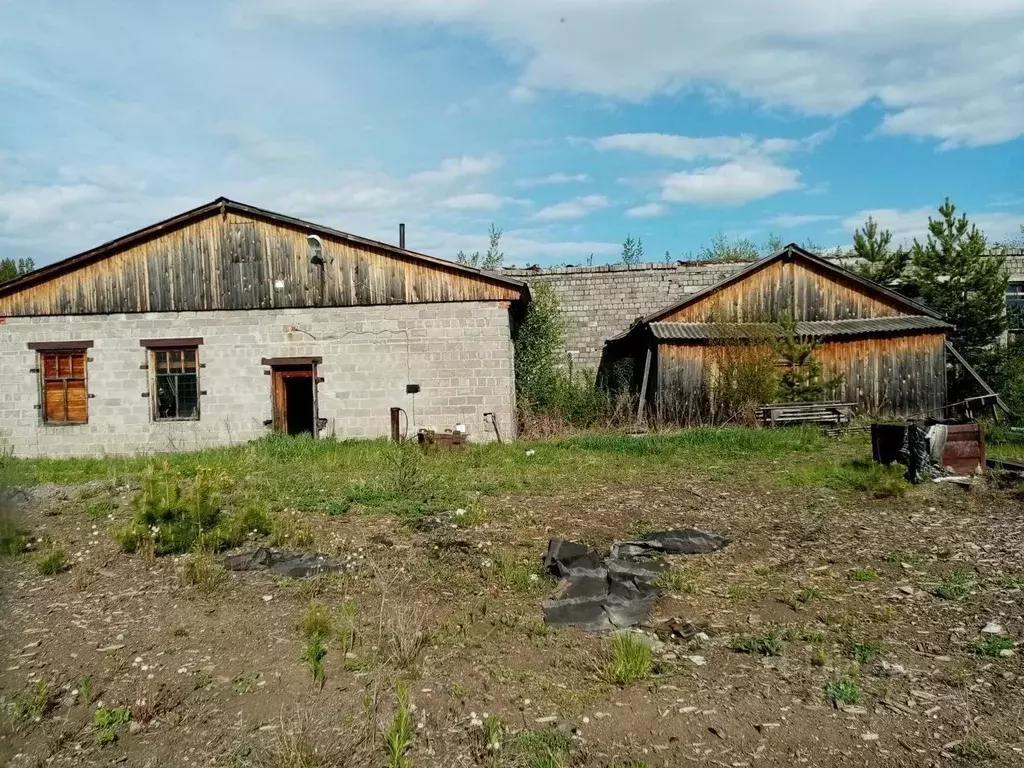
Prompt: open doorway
<box><xmin>263</xmin><ymin>358</ymin><xmax>321</xmax><ymax>437</ymax></box>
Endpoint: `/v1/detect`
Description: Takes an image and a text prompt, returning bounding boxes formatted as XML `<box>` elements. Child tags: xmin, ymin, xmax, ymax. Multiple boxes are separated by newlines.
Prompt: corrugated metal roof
<box><xmin>649</xmin><ymin>315</ymin><xmax>950</xmax><ymax>341</ymax></box>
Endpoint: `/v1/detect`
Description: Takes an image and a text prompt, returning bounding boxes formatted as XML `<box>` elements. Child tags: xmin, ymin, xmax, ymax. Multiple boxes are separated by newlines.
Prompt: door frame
<box><xmin>261</xmin><ymin>356</ymin><xmax>322</xmax><ymax>436</ymax></box>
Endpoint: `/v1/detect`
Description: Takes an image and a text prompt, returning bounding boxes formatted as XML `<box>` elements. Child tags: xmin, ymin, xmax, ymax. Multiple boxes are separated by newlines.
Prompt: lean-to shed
<box><xmin>601</xmin><ymin>244</ymin><xmax>952</xmax><ymax>421</ymax></box>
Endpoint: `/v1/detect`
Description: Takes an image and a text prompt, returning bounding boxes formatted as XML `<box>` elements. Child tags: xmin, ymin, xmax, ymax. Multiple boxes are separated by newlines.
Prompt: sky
<box><xmin>1</xmin><ymin>1</ymin><xmax>1023</xmax><ymax>268</ymax></box>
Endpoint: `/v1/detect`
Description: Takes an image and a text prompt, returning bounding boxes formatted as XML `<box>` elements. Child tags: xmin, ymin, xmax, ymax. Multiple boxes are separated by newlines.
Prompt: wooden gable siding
<box><xmin>0</xmin><ymin>212</ymin><xmax>519</xmax><ymax>316</ymax></box>
<box><xmin>662</xmin><ymin>258</ymin><xmax>905</xmax><ymax>324</ymax></box>
<box><xmin>655</xmin><ymin>331</ymin><xmax>945</xmax><ymax>419</ymax></box>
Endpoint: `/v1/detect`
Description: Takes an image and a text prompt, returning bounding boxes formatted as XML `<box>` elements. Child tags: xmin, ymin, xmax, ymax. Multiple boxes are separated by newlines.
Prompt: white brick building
<box><xmin>0</xmin><ymin>199</ymin><xmax>525</xmax><ymax>457</ymax></box>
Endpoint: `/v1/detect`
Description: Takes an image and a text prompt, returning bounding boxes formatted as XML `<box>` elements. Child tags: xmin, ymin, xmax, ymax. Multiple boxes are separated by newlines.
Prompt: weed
<box><xmin>268</xmin><ymin>513</ymin><xmax>315</xmax><ymax>549</ymax></box>
<box><xmin>192</xmin><ymin>669</ymin><xmax>214</xmax><ymax>691</ymax></box>
<box><xmin>301</xmin><ymin>634</ymin><xmax>327</xmax><ymax>690</ymax></box>
<box><xmin>604</xmin><ymin>632</ymin><xmax>653</xmax><ymax>686</ymax></box>
<box><xmin>850</xmin><ymin>642</ymin><xmax>881</xmax><ymax>663</ymax></box>
<box><xmin>232</xmin><ymin>671</ymin><xmax>261</xmax><ymax>694</ymax></box>
<box><xmin>482</xmin><ymin>714</ymin><xmax>502</xmax><ymax>754</ymax></box>
<box><xmin>35</xmin><ymin>546</ymin><xmax>69</xmax><ymax>575</ymax></box>
<box><xmin>491</xmin><ymin>552</ymin><xmax>550</xmax><ymax>595</ymax></box>
<box><xmin>382</xmin><ymin>605</ymin><xmax>429</xmax><ymax>670</ymax></box>
<box><xmin>999</xmin><ymin>575</ymin><xmax>1024</xmax><ymax>590</ymax></box>
<box><xmin>94</xmin><ymin>705</ymin><xmax>131</xmax><ymax>745</ymax></box>
<box><xmin>655</xmin><ymin>567</ymin><xmax>702</xmax><ymax>595</ymax></box>
<box><xmin>971</xmin><ymin>636</ymin><xmax>1014</xmax><ymax>657</ymax></box>
<box><xmin>21</xmin><ymin>678</ymin><xmax>54</xmax><ymax>720</ymax></box>
<box><xmin>383</xmin><ymin>681</ymin><xmax>413</xmax><ymax>768</ymax></box>
<box><xmin>931</xmin><ymin>571</ymin><xmax>975</xmax><ymax>600</ymax></box>
<box><xmin>628</xmin><ymin>519</ymin><xmax>656</xmax><ymax>538</ymax></box>
<box><xmin>824</xmin><ymin>678</ymin><xmax>861</xmax><ymax>706</ymax></box>
<box><xmin>796</xmin><ymin>587</ymin><xmax>820</xmax><ymax>604</ymax></box>
<box><xmin>951</xmin><ymin>735</ymin><xmax>997</xmax><ymax>762</ymax></box>
<box><xmin>810</xmin><ymin>647</ymin><xmax>828</xmax><ymax>667</ymax></box>
<box><xmin>173</xmin><ymin>626</ymin><xmax>189</xmax><ymax>637</ymax></box>
<box><xmin>337</xmin><ymin>601</ymin><xmax>358</xmax><ymax>656</ymax></box>
<box><xmin>182</xmin><ymin>551</ymin><xmax>224</xmax><ymax>592</ymax></box>
<box><xmin>85</xmin><ymin>498</ymin><xmax>115</xmax><ymax>519</ymax></box>
<box><xmin>785</xmin><ymin>458</ymin><xmax>908</xmax><ymax>497</ymax></box>
<box><xmin>883</xmin><ymin>549</ymin><xmax>927</xmax><ymax>565</ymax></box>
<box><xmin>508</xmin><ymin>729</ymin><xmax>574</xmax><ymax>768</ymax></box>
<box><xmin>300</xmin><ymin>602</ymin><xmax>334</xmax><ymax>640</ymax></box>
<box><xmin>78</xmin><ymin>676</ymin><xmax>94</xmax><ymax>705</ymax></box>
<box><xmin>0</xmin><ymin>516</ymin><xmax>27</xmax><ymax>556</ymax></box>
<box><xmin>731</xmin><ymin>631</ymin><xmax>785</xmax><ymax>657</ymax></box>
<box><xmin>849</xmin><ymin>568</ymin><xmax>880</xmax><ymax>582</ymax></box>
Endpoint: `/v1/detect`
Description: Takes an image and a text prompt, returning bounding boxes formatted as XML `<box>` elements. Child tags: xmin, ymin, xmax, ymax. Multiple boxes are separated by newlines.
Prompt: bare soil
<box><xmin>2</xmin><ymin>469</ymin><xmax>1023</xmax><ymax>767</ymax></box>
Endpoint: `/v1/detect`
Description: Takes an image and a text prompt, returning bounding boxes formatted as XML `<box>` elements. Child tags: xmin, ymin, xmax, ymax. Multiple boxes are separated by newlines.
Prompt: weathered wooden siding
<box><xmin>655</xmin><ymin>332</ymin><xmax>946</xmax><ymax>419</ymax></box>
<box><xmin>663</xmin><ymin>258</ymin><xmax>904</xmax><ymax>323</ymax></box>
<box><xmin>0</xmin><ymin>212</ymin><xmax>520</xmax><ymax>316</ymax></box>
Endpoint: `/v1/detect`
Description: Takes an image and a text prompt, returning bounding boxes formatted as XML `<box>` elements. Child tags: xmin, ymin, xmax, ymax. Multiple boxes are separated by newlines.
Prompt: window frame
<box><xmin>141</xmin><ymin>338</ymin><xmax>203</xmax><ymax>422</ymax></box>
<box><xmin>1008</xmin><ymin>281</ymin><xmax>1024</xmax><ymax>333</ymax></box>
<box><xmin>27</xmin><ymin>342</ymin><xmax>93</xmax><ymax>425</ymax></box>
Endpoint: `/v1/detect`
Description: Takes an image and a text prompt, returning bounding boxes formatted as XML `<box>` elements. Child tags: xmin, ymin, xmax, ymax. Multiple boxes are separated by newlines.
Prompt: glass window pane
<box><xmin>183</xmin><ymin>349</ymin><xmax>197</xmax><ymax>371</ymax></box>
<box><xmin>178</xmin><ymin>374</ymin><xmax>199</xmax><ymax>418</ymax></box>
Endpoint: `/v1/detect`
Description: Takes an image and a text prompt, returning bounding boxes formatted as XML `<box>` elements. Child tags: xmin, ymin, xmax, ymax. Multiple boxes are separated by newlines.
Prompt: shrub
<box><xmin>604</xmin><ymin>632</ymin><xmax>653</xmax><ymax>685</ymax></box>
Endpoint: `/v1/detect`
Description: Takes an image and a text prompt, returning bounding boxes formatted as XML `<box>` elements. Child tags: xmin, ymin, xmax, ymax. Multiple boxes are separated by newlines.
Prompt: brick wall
<box><xmin>504</xmin><ymin>253</ymin><xmax>1024</xmax><ymax>371</ymax></box>
<box><xmin>0</xmin><ymin>302</ymin><xmax>516</xmax><ymax>457</ymax></box>
<box><xmin>503</xmin><ymin>261</ymin><xmax>747</xmax><ymax>370</ymax></box>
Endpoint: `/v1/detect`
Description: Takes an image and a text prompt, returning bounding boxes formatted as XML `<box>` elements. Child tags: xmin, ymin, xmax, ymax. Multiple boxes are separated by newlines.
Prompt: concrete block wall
<box><xmin>503</xmin><ymin>261</ymin><xmax>747</xmax><ymax>370</ymax></box>
<box><xmin>0</xmin><ymin>302</ymin><xmax>515</xmax><ymax>457</ymax></box>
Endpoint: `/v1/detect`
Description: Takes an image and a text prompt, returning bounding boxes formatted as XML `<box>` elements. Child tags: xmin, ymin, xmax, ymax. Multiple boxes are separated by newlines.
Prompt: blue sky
<box><xmin>2</xmin><ymin>1</ymin><xmax>1023</xmax><ymax>268</ymax></box>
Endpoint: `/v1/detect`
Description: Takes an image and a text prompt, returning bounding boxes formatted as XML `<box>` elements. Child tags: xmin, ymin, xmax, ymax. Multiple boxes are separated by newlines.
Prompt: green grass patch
<box><xmin>35</xmin><ymin>546</ymin><xmax>69</xmax><ymax>575</ymax></box>
<box><xmin>951</xmin><ymin>735</ymin><xmax>998</xmax><ymax>763</ymax></box>
<box><xmin>783</xmin><ymin>458</ymin><xmax>908</xmax><ymax>497</ymax></box>
<box><xmin>731</xmin><ymin>630</ymin><xmax>785</xmax><ymax>657</ymax></box>
<box><xmin>508</xmin><ymin>729</ymin><xmax>575</xmax><ymax>768</ymax></box>
<box><xmin>971</xmin><ymin>636</ymin><xmax>1014</xmax><ymax>657</ymax></box>
<box><xmin>93</xmin><ymin>706</ymin><xmax>131</xmax><ymax>746</ymax></box>
<box><xmin>491</xmin><ymin>552</ymin><xmax>551</xmax><ymax>595</ymax></box>
<box><xmin>882</xmin><ymin>549</ymin><xmax>927</xmax><ymax>565</ymax></box>
<box><xmin>824</xmin><ymin>678</ymin><xmax>861</xmax><ymax>706</ymax></box>
<box><xmin>604</xmin><ymin>632</ymin><xmax>654</xmax><ymax>686</ymax></box>
<box><xmin>0</xmin><ymin>516</ymin><xmax>27</xmax><ymax>556</ymax></box>
<box><xmin>849</xmin><ymin>642</ymin><xmax>881</xmax><ymax>663</ymax></box>
<box><xmin>931</xmin><ymin>571</ymin><xmax>975</xmax><ymax>600</ymax></box>
<box><xmin>849</xmin><ymin>568</ymin><xmax>880</xmax><ymax>582</ymax></box>
<box><xmin>655</xmin><ymin>567</ymin><xmax>702</xmax><ymax>595</ymax></box>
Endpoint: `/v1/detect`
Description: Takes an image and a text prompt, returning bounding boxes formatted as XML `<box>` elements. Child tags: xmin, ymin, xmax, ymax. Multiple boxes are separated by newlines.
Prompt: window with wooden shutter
<box><xmin>40</xmin><ymin>351</ymin><xmax>89</xmax><ymax>423</ymax></box>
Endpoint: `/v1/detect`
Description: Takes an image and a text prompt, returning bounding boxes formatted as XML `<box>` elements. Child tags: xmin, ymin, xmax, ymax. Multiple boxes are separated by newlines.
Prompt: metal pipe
<box><xmin>390</xmin><ymin>407</ymin><xmax>402</xmax><ymax>442</ymax></box>
<box><xmin>399</xmin><ymin>223</ymin><xmax>406</xmax><ymax>250</ymax></box>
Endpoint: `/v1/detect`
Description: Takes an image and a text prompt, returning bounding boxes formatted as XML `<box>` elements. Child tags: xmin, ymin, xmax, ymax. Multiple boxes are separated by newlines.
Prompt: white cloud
<box><xmin>255</xmin><ymin>0</ymin><xmax>1024</xmax><ymax>146</ymax></box>
<box><xmin>841</xmin><ymin>206</ymin><xmax>1024</xmax><ymax>244</ymax></box>
<box><xmin>515</xmin><ymin>172</ymin><xmax>591</xmax><ymax>188</ymax></box>
<box><xmin>626</xmin><ymin>202</ymin><xmax>667</xmax><ymax>219</ymax></box>
<box><xmin>766</xmin><ymin>213</ymin><xmax>839</xmax><ymax>228</ymax></box>
<box><xmin>0</xmin><ymin>184</ymin><xmax>106</xmax><ymax>229</ymax></box>
<box><xmin>409</xmin><ymin>154</ymin><xmax>502</xmax><ymax>184</ymax></box>
<box><xmin>532</xmin><ymin>194</ymin><xmax>609</xmax><ymax>221</ymax></box>
<box><xmin>595</xmin><ymin>133</ymin><xmax>764</xmax><ymax>161</ymax></box>
<box><xmin>660</xmin><ymin>160</ymin><xmax>802</xmax><ymax>206</ymax></box>
<box><xmin>438</xmin><ymin>193</ymin><xmax>507</xmax><ymax>211</ymax></box>
<box><xmin>509</xmin><ymin>84</ymin><xmax>536</xmax><ymax>103</ymax></box>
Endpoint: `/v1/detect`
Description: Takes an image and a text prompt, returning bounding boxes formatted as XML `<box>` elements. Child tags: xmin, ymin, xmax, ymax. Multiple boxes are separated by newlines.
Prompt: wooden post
<box><xmin>636</xmin><ymin>346</ymin><xmax>653</xmax><ymax>426</ymax></box>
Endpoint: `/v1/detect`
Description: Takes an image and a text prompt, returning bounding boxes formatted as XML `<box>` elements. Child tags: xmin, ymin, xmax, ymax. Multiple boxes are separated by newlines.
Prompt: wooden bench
<box><xmin>758</xmin><ymin>401</ymin><xmax>856</xmax><ymax>427</ymax></box>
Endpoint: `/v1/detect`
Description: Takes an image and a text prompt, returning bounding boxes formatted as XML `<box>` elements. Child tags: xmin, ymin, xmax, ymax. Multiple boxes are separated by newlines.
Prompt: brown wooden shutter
<box><xmin>39</xmin><ymin>350</ymin><xmax>88</xmax><ymax>423</ymax></box>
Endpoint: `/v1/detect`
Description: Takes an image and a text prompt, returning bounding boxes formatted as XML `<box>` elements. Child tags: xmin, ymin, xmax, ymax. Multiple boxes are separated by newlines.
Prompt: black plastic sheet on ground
<box><xmin>221</xmin><ymin>547</ymin><xmax>350</xmax><ymax>579</ymax></box>
<box><xmin>541</xmin><ymin>529</ymin><xmax>730</xmax><ymax>632</ymax></box>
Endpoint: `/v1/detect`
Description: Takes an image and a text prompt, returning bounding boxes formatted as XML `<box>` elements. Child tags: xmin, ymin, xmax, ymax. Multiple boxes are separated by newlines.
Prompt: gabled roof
<box><xmin>610</xmin><ymin>244</ymin><xmax>943</xmax><ymax>342</ymax></box>
<box><xmin>649</xmin><ymin>316</ymin><xmax>951</xmax><ymax>341</ymax></box>
<box><xmin>0</xmin><ymin>196</ymin><xmax>526</xmax><ymax>298</ymax></box>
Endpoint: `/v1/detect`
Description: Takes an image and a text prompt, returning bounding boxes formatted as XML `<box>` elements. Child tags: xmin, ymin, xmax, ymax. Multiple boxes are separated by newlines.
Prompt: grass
<box><xmin>0</xmin><ymin>515</ymin><xmax>27</xmax><ymax>556</ymax></box>
<box><xmin>77</xmin><ymin>676</ymin><xmax>94</xmax><ymax>706</ymax></box>
<box><xmin>94</xmin><ymin>706</ymin><xmax>131</xmax><ymax>745</ymax></box>
<box><xmin>731</xmin><ymin>630</ymin><xmax>785</xmax><ymax>657</ymax></box>
<box><xmin>971</xmin><ymin>636</ymin><xmax>1014</xmax><ymax>657</ymax></box>
<box><xmin>604</xmin><ymin>632</ymin><xmax>653</xmax><ymax>686</ymax></box>
<box><xmin>850</xmin><ymin>642</ymin><xmax>881</xmax><ymax>663</ymax></box>
<box><xmin>35</xmin><ymin>546</ymin><xmax>69</xmax><ymax>575</ymax></box>
<box><xmin>482</xmin><ymin>714</ymin><xmax>502</xmax><ymax>754</ymax></box>
<box><xmin>383</xmin><ymin>681</ymin><xmax>413</xmax><ymax>768</ymax></box>
<box><xmin>508</xmin><ymin>729</ymin><xmax>574</xmax><ymax>768</ymax></box>
<box><xmin>492</xmin><ymin>553</ymin><xmax>551</xmax><ymax>595</ymax></box>
<box><xmin>824</xmin><ymin>678</ymin><xmax>861</xmax><ymax>706</ymax></box>
<box><xmin>931</xmin><ymin>571</ymin><xmax>975</xmax><ymax>600</ymax></box>
<box><xmin>951</xmin><ymin>735</ymin><xmax>998</xmax><ymax>763</ymax></box>
<box><xmin>301</xmin><ymin>634</ymin><xmax>327</xmax><ymax>690</ymax></box>
<box><xmin>849</xmin><ymin>567</ymin><xmax>880</xmax><ymax>582</ymax></box>
<box><xmin>182</xmin><ymin>551</ymin><xmax>224</xmax><ymax>592</ymax></box>
<box><xmin>882</xmin><ymin>549</ymin><xmax>927</xmax><ymax>565</ymax></box>
<box><xmin>784</xmin><ymin>458</ymin><xmax>908</xmax><ymax>497</ymax></box>
<box><xmin>9</xmin><ymin>679</ymin><xmax>54</xmax><ymax>721</ymax></box>
<box><xmin>655</xmin><ymin>567</ymin><xmax>702</xmax><ymax>595</ymax></box>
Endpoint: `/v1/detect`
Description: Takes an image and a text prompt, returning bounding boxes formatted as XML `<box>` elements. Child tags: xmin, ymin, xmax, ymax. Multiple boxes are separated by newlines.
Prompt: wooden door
<box><xmin>270</xmin><ymin>364</ymin><xmax>319</xmax><ymax>435</ymax></box>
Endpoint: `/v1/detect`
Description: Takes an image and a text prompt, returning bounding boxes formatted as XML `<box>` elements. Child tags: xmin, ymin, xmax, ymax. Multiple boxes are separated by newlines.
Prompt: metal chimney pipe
<box><xmin>399</xmin><ymin>223</ymin><xmax>406</xmax><ymax>249</ymax></box>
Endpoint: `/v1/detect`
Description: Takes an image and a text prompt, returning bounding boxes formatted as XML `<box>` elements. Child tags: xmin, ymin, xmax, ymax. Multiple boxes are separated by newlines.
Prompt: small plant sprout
<box><xmin>971</xmin><ymin>636</ymin><xmax>1014</xmax><ymax>657</ymax></box>
<box><xmin>850</xmin><ymin>642</ymin><xmax>881</xmax><ymax>663</ymax></box>
<box><xmin>483</xmin><ymin>714</ymin><xmax>502</xmax><ymax>754</ymax></box>
<box><xmin>94</xmin><ymin>705</ymin><xmax>132</xmax><ymax>745</ymax></box>
<box><xmin>604</xmin><ymin>632</ymin><xmax>653</xmax><ymax>686</ymax></box>
<box><xmin>824</xmin><ymin>678</ymin><xmax>861</xmax><ymax>706</ymax></box>
<box><xmin>383</xmin><ymin>680</ymin><xmax>413</xmax><ymax>768</ymax></box>
<box><xmin>302</xmin><ymin>633</ymin><xmax>327</xmax><ymax>690</ymax></box>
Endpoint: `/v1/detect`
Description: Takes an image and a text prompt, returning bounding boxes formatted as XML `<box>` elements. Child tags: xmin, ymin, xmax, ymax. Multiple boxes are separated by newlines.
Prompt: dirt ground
<box><xmin>2</xmin><ymin>461</ymin><xmax>1023</xmax><ymax>767</ymax></box>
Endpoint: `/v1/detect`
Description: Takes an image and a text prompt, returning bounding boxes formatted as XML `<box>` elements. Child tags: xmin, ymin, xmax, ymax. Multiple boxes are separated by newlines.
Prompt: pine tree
<box><xmin>0</xmin><ymin>257</ymin><xmax>35</xmax><ymax>282</ymax></box>
<box><xmin>456</xmin><ymin>224</ymin><xmax>504</xmax><ymax>270</ymax></box>
<box><xmin>776</xmin><ymin>316</ymin><xmax>844</xmax><ymax>402</ymax></box>
<box><xmin>851</xmin><ymin>217</ymin><xmax>908</xmax><ymax>286</ymax></box>
<box><xmin>620</xmin><ymin>235</ymin><xmax>644</xmax><ymax>265</ymax></box>
<box><xmin>910</xmin><ymin>198</ymin><xmax>1008</xmax><ymax>357</ymax></box>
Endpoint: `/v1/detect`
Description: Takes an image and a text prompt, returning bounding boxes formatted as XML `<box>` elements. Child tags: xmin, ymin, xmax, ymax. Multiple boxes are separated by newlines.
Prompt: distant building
<box><xmin>0</xmin><ymin>198</ymin><xmax>526</xmax><ymax>457</ymax></box>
